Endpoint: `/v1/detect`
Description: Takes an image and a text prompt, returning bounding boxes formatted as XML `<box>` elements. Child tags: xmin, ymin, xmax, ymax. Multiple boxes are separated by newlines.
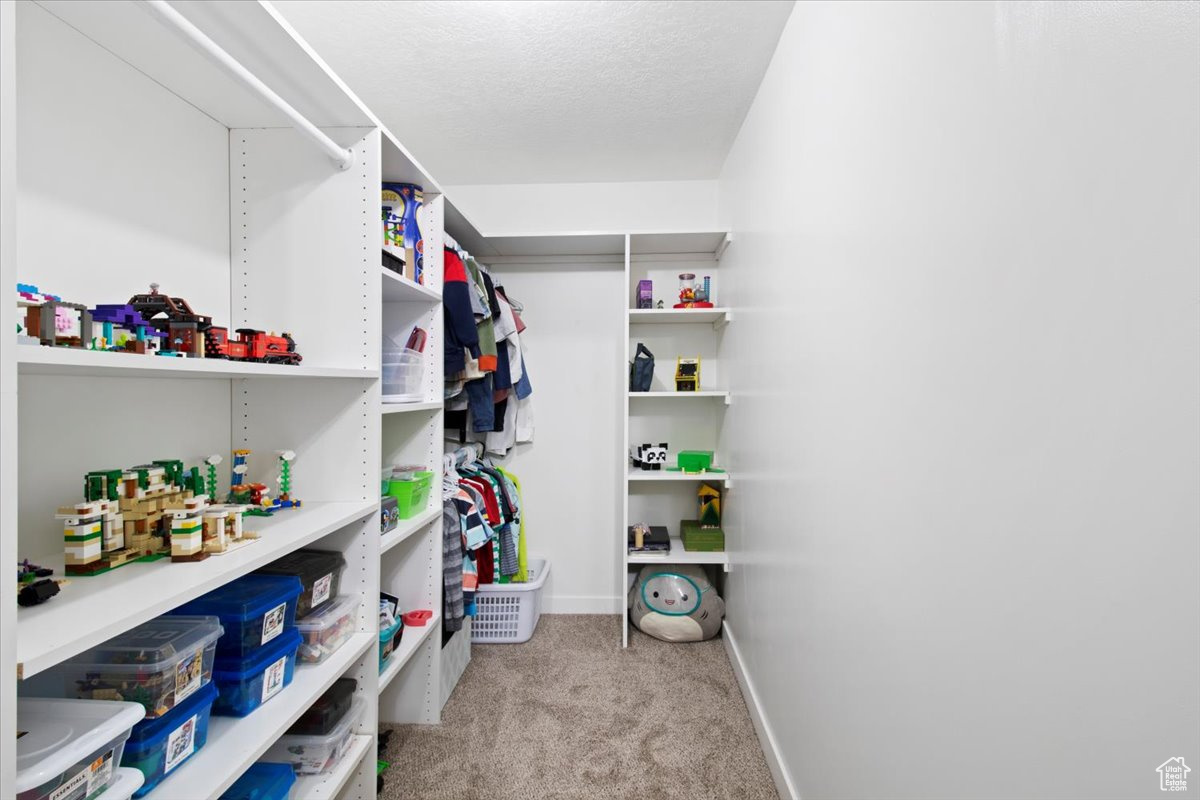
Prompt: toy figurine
<box><xmin>17</xmin><ymin>559</ymin><xmax>64</xmax><ymax>607</ymax></box>
<box><xmin>631</xmin><ymin>443</ymin><xmax>669</xmax><ymax>471</ymax></box>
<box><xmin>674</xmin><ymin>273</ymin><xmax>714</xmax><ymax>309</ymax></box>
<box><xmin>675</xmin><ymin>357</ymin><xmax>700</xmax><ymax>391</ymax></box>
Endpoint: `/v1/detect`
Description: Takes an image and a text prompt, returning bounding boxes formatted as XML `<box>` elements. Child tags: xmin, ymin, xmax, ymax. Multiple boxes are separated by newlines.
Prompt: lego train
<box><xmin>204</xmin><ymin>327</ymin><xmax>302</xmax><ymax>365</ymax></box>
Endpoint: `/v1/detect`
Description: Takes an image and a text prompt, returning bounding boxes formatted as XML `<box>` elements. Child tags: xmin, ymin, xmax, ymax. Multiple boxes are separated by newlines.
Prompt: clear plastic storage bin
<box><xmin>295</xmin><ymin>594</ymin><xmax>359</xmax><ymax>665</ymax></box>
<box><xmin>256</xmin><ymin>549</ymin><xmax>346</xmax><ymax>620</ymax></box>
<box><xmin>210</xmin><ymin>628</ymin><xmax>301</xmax><ymax>717</ymax></box>
<box><xmin>382</xmin><ymin>342</ymin><xmax>423</xmax><ymax>402</ymax></box>
<box><xmin>61</xmin><ymin>616</ymin><xmax>223</xmax><ymax>718</ymax></box>
<box><xmin>170</xmin><ymin>574</ymin><xmax>302</xmax><ymax>658</ymax></box>
<box><xmin>16</xmin><ymin>697</ymin><xmax>144</xmax><ymax>800</ymax></box>
<box><xmin>121</xmin><ymin>682</ymin><xmax>218</xmax><ymax>797</ymax></box>
<box><xmin>261</xmin><ymin>695</ymin><xmax>366</xmax><ymax>775</ymax></box>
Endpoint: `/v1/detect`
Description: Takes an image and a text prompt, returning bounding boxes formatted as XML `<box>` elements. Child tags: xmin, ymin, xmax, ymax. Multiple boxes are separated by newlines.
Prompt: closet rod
<box><xmin>141</xmin><ymin>0</ymin><xmax>356</xmax><ymax>171</ymax></box>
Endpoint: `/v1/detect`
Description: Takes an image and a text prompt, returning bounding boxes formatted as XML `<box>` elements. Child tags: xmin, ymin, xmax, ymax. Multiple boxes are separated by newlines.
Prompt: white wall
<box><xmin>446</xmin><ymin>179</ymin><xmax>718</xmax><ymax>236</ymax></box>
<box><xmin>481</xmin><ymin>261</ymin><xmax>625</xmax><ymax>613</ymax></box>
<box><xmin>716</xmin><ymin>3</ymin><xmax>1200</xmax><ymax>799</ymax></box>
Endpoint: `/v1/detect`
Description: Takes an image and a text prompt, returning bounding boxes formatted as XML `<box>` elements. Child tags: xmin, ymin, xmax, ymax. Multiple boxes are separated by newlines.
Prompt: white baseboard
<box><xmin>542</xmin><ymin>594</ymin><xmax>622</xmax><ymax>614</ymax></box>
<box><xmin>723</xmin><ymin>621</ymin><xmax>800</xmax><ymax>800</ymax></box>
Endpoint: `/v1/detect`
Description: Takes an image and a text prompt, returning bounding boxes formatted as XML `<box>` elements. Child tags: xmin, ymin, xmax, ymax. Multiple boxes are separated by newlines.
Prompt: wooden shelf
<box><xmin>627</xmin><ymin>537</ymin><xmax>730</xmax><ymax>570</ymax></box>
<box><xmin>381</xmin><ymin>505</ymin><xmax>440</xmax><ymax>554</ymax></box>
<box><xmin>627</xmin><ymin>308</ymin><xmax>730</xmax><ymax>327</ymax></box>
<box><xmin>17</xmin><ymin>347</ymin><xmax>375</xmax><ymax>380</ymax></box>
<box><xmin>293</xmin><ymin>733</ymin><xmax>373</xmax><ymax>800</ymax></box>
<box><xmin>379</xmin><ymin>617</ymin><xmax>440</xmax><ymax>693</ymax></box>
<box><xmin>381</xmin><ymin>267</ymin><xmax>440</xmax><ymax>303</ymax></box>
<box><xmin>152</xmin><ymin>633</ymin><xmax>375</xmax><ymax>800</ymax></box>
<box><xmin>382</xmin><ymin>399</ymin><xmax>441</xmax><ymax>414</ymax></box>
<box><xmin>17</xmin><ymin>500</ymin><xmax>378</xmax><ymax>678</ymax></box>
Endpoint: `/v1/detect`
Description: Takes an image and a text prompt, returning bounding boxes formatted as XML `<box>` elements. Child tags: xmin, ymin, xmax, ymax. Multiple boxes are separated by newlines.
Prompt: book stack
<box><xmin>628</xmin><ymin>524</ymin><xmax>670</xmax><ymax>556</ymax></box>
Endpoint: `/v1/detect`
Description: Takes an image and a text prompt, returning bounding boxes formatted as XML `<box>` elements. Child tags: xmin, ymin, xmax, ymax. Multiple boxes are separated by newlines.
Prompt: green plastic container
<box><xmin>676</xmin><ymin>450</ymin><xmax>714</xmax><ymax>473</ymax></box>
<box><xmin>386</xmin><ymin>471</ymin><xmax>433</xmax><ymax>519</ymax></box>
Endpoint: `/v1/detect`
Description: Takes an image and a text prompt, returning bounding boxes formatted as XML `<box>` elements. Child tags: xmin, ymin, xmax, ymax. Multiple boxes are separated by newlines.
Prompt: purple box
<box><xmin>637</xmin><ymin>280</ymin><xmax>653</xmax><ymax>309</ymax></box>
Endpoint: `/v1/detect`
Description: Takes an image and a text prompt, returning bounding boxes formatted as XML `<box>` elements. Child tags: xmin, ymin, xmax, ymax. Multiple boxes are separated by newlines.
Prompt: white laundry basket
<box><xmin>471</xmin><ymin>558</ymin><xmax>549</xmax><ymax>644</ymax></box>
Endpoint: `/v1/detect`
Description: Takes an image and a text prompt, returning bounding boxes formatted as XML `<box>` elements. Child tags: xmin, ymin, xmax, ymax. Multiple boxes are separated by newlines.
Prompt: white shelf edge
<box><xmin>628</xmin><ymin>390</ymin><xmax>729</xmax><ymax>404</ymax></box>
<box><xmin>626</xmin><ymin>308</ymin><xmax>731</xmax><ymax>327</ymax></box>
<box><xmin>292</xmin><ymin>733</ymin><xmax>373</xmax><ymax>800</ymax></box>
<box><xmin>17</xmin><ymin>499</ymin><xmax>378</xmax><ymax>678</ymax></box>
<box><xmin>152</xmin><ymin>632</ymin><xmax>375</xmax><ymax>800</ymax></box>
<box><xmin>17</xmin><ymin>347</ymin><xmax>376</xmax><ymax>380</ymax></box>
<box><xmin>627</xmin><ymin>536</ymin><xmax>730</xmax><ymax>571</ymax></box>
<box><xmin>378</xmin><ymin>617</ymin><xmax>440</xmax><ymax>693</ymax></box>
<box><xmin>381</xmin><ymin>267</ymin><xmax>441</xmax><ymax>303</ymax></box>
<box><xmin>627</xmin><ymin>469</ymin><xmax>731</xmax><ymax>485</ymax></box>
<box><xmin>381</xmin><ymin>400</ymin><xmax>442</xmax><ymax>414</ymax></box>
<box><xmin>380</xmin><ymin>505</ymin><xmax>440</xmax><ymax>554</ymax></box>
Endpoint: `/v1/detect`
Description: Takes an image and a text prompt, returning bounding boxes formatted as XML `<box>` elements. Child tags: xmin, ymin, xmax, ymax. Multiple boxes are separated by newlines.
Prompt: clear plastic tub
<box><xmin>210</xmin><ymin>628</ymin><xmax>301</xmax><ymax>717</ymax></box>
<box><xmin>256</xmin><ymin>549</ymin><xmax>346</xmax><ymax>620</ymax></box>
<box><xmin>378</xmin><ymin>619</ymin><xmax>403</xmax><ymax>672</ymax></box>
<box><xmin>100</xmin><ymin>769</ymin><xmax>145</xmax><ymax>800</ymax></box>
<box><xmin>61</xmin><ymin>616</ymin><xmax>223</xmax><ymax>718</ymax></box>
<box><xmin>170</xmin><ymin>574</ymin><xmax>302</xmax><ymax>658</ymax></box>
<box><xmin>218</xmin><ymin>762</ymin><xmax>296</xmax><ymax>800</ymax></box>
<box><xmin>16</xmin><ymin>697</ymin><xmax>145</xmax><ymax>800</ymax></box>
<box><xmin>261</xmin><ymin>695</ymin><xmax>366</xmax><ymax>775</ymax></box>
<box><xmin>121</xmin><ymin>682</ymin><xmax>218</xmax><ymax>797</ymax></box>
<box><xmin>289</xmin><ymin>679</ymin><xmax>356</xmax><ymax>736</ymax></box>
<box><xmin>295</xmin><ymin>594</ymin><xmax>359</xmax><ymax>665</ymax></box>
<box><xmin>382</xmin><ymin>346</ymin><xmax>423</xmax><ymax>402</ymax></box>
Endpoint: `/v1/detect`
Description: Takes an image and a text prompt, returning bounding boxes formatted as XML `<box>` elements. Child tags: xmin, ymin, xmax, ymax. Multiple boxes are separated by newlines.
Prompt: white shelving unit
<box><xmin>622</xmin><ymin>231</ymin><xmax>732</xmax><ymax>647</ymax></box>
<box><xmin>0</xmin><ymin>2</ymin><xmax>480</xmax><ymax>797</ymax></box>
<box><xmin>378</xmin><ymin>619</ymin><xmax>440</xmax><ymax>694</ymax></box>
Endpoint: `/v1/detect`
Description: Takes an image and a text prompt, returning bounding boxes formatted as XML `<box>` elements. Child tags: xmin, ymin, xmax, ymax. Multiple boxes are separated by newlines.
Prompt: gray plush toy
<box><xmin>628</xmin><ymin>563</ymin><xmax>725</xmax><ymax>642</ymax></box>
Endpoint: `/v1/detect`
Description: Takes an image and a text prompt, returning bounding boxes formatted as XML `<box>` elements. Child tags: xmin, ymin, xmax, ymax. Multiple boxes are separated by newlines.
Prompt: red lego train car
<box><xmin>205</xmin><ymin>327</ymin><xmax>302</xmax><ymax>365</ymax></box>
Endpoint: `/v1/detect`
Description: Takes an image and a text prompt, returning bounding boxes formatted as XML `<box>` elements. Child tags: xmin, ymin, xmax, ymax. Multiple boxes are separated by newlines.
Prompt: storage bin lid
<box><xmin>212</xmin><ymin>628</ymin><xmax>302</xmax><ymax>679</ymax></box>
<box><xmin>123</xmin><ymin>682</ymin><xmax>218</xmax><ymax>754</ymax></box>
<box><xmin>218</xmin><ymin>762</ymin><xmax>296</xmax><ymax>800</ymax></box>
<box><xmin>16</xmin><ymin>698</ymin><xmax>144</xmax><ymax>793</ymax></box>
<box><xmin>280</xmin><ymin>695</ymin><xmax>366</xmax><ymax>747</ymax></box>
<box><xmin>288</xmin><ymin>678</ymin><xmax>357</xmax><ymax>736</ymax></box>
<box><xmin>256</xmin><ymin>549</ymin><xmax>345</xmax><ymax>584</ymax></box>
<box><xmin>67</xmin><ymin>615</ymin><xmax>223</xmax><ymax>672</ymax></box>
<box><xmin>294</xmin><ymin>595</ymin><xmax>359</xmax><ymax>633</ymax></box>
<box><xmin>173</xmin><ymin>574</ymin><xmax>302</xmax><ymax>621</ymax></box>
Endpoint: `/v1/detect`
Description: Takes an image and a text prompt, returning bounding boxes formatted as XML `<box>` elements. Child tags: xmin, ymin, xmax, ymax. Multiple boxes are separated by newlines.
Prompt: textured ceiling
<box><xmin>272</xmin><ymin>0</ymin><xmax>794</xmax><ymax>185</ymax></box>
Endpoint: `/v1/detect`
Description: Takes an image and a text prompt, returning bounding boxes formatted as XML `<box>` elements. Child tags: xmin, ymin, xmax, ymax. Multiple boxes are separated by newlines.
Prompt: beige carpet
<box><xmin>381</xmin><ymin>615</ymin><xmax>779</xmax><ymax>800</ymax></box>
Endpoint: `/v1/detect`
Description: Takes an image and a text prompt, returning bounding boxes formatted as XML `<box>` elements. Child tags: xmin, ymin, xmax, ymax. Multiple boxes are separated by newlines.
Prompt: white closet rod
<box><xmin>141</xmin><ymin>0</ymin><xmax>355</xmax><ymax>171</ymax></box>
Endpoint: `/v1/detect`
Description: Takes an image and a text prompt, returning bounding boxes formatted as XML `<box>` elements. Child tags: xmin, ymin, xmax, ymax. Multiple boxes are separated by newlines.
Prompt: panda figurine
<box><xmin>628</xmin><ymin>564</ymin><xmax>725</xmax><ymax>642</ymax></box>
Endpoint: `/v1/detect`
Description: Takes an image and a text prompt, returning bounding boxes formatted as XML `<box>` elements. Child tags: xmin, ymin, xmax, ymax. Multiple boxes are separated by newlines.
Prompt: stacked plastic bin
<box><xmin>262</xmin><ymin>678</ymin><xmax>365</xmax><ymax>775</ymax></box>
<box><xmin>46</xmin><ymin>615</ymin><xmax>225</xmax><ymax>797</ymax></box>
<box><xmin>169</xmin><ymin>574</ymin><xmax>304</xmax><ymax>717</ymax></box>
<box><xmin>15</xmin><ymin>698</ymin><xmax>145</xmax><ymax>800</ymax></box>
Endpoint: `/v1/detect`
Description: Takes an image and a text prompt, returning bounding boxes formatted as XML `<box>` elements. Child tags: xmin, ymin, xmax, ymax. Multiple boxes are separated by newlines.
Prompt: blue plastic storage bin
<box><xmin>219</xmin><ymin>762</ymin><xmax>295</xmax><ymax>800</ymax></box>
<box><xmin>170</xmin><ymin>575</ymin><xmax>302</xmax><ymax>658</ymax></box>
<box><xmin>211</xmin><ymin>629</ymin><xmax>301</xmax><ymax>717</ymax></box>
<box><xmin>121</xmin><ymin>682</ymin><xmax>218</xmax><ymax>797</ymax></box>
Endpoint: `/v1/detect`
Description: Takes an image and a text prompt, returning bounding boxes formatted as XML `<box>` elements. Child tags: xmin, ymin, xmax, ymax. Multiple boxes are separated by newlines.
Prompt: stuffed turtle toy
<box><xmin>628</xmin><ymin>564</ymin><xmax>725</xmax><ymax>642</ymax></box>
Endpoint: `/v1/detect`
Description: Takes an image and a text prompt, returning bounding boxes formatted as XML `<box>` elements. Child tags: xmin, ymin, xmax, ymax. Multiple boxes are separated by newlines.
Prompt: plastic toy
<box><xmin>675</xmin><ymin>357</ymin><xmax>700</xmax><ymax>391</ymax></box>
<box><xmin>676</xmin><ymin>450</ymin><xmax>713</xmax><ymax>474</ymax></box>
<box><xmin>698</xmin><ymin>483</ymin><xmax>721</xmax><ymax>527</ymax></box>
<box><xmin>631</xmin><ymin>442</ymin><xmax>669</xmax><ymax>471</ymax></box>
<box><xmin>90</xmin><ymin>304</ymin><xmax>166</xmax><ymax>354</ymax></box>
<box><xmin>674</xmin><ymin>273</ymin><xmax>714</xmax><ymax>309</ymax></box>
<box><xmin>628</xmin><ymin>563</ymin><xmax>725</xmax><ymax>642</ymax></box>
<box><xmin>401</xmin><ymin>609</ymin><xmax>434</xmax><ymax>627</ymax></box>
<box><xmin>19</xmin><ymin>285</ymin><xmax>93</xmax><ymax>347</ymax></box>
<box><xmin>205</xmin><ymin>327</ymin><xmax>302</xmax><ymax>365</ymax></box>
<box><xmin>63</xmin><ymin>457</ymin><xmax>256</xmax><ymax>575</ymax></box>
<box><xmin>17</xmin><ymin>559</ymin><xmax>64</xmax><ymax>607</ymax></box>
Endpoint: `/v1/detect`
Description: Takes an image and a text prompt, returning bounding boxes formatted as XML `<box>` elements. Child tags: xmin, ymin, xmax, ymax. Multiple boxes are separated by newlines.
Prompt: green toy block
<box><xmin>681</xmin><ymin>519</ymin><xmax>725</xmax><ymax>552</ymax></box>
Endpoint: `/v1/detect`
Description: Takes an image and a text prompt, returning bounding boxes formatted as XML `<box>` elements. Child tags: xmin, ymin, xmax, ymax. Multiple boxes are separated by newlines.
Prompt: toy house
<box><xmin>90</xmin><ymin>304</ymin><xmax>166</xmax><ymax>354</ymax></box>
